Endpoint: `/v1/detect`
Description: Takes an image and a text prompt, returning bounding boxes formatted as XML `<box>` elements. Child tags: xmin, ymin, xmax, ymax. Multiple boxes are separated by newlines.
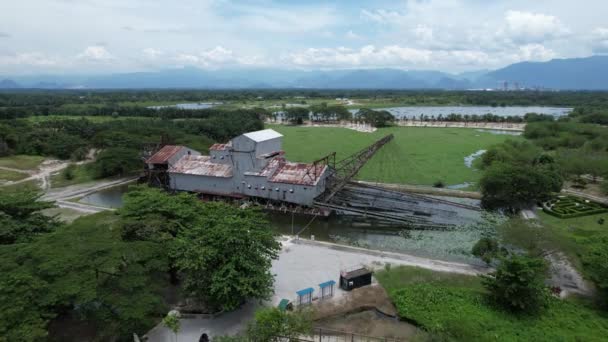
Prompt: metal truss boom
<box><xmin>318</xmin><ymin>134</ymin><xmax>394</xmax><ymax>203</ymax></box>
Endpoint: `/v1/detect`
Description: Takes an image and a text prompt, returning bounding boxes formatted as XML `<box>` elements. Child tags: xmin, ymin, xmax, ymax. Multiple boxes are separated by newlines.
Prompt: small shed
<box><xmin>340</xmin><ymin>267</ymin><xmax>372</xmax><ymax>291</ymax></box>
<box><xmin>296</xmin><ymin>287</ymin><xmax>314</xmax><ymax>305</ymax></box>
<box><xmin>319</xmin><ymin>280</ymin><xmax>336</xmax><ymax>299</ymax></box>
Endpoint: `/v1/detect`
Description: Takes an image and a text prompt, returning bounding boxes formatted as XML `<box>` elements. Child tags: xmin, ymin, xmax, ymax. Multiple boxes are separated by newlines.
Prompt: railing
<box><xmin>276</xmin><ymin>327</ymin><xmax>404</xmax><ymax>342</ymax></box>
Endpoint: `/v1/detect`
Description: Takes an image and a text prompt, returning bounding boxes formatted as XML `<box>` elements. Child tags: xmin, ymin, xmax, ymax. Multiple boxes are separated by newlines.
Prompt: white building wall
<box><xmin>170</xmin><ymin>173</ymin><xmax>234</xmax><ymax>195</ymax></box>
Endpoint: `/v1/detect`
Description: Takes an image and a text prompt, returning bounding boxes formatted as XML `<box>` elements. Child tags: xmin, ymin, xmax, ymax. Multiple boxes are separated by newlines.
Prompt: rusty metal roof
<box><xmin>169</xmin><ymin>155</ymin><xmax>233</xmax><ymax>177</ymax></box>
<box><xmin>146</xmin><ymin>145</ymin><xmax>184</xmax><ymax>164</ymax></box>
<box><xmin>209</xmin><ymin>142</ymin><xmax>231</xmax><ymax>151</ymax></box>
<box><xmin>269</xmin><ymin>160</ymin><xmax>327</xmax><ymax>186</ymax></box>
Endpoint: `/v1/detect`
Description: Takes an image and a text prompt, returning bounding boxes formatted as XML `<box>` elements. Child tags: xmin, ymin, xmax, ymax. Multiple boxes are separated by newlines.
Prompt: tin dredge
<box><xmin>143</xmin><ymin>129</ymin><xmax>479</xmax><ymax>229</ymax></box>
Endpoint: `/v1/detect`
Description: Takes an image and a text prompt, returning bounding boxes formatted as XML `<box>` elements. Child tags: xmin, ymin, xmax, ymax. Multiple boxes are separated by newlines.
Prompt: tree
<box><xmin>0</xmin><ymin>212</ymin><xmax>169</xmax><ymax>340</ymax></box>
<box><xmin>163</xmin><ymin>311</ymin><xmax>181</xmax><ymax>342</ymax></box>
<box><xmin>0</xmin><ymin>191</ymin><xmax>59</xmax><ymax>244</ymax></box>
<box><xmin>480</xmin><ymin>163</ymin><xmax>562</xmax><ymax>210</ymax></box>
<box><xmin>472</xmin><ymin>237</ymin><xmax>504</xmax><ymax>264</ymax></box>
<box><xmin>246</xmin><ymin>307</ymin><xmax>312</xmax><ymax>342</ymax></box>
<box><xmin>482</xmin><ymin>255</ymin><xmax>548</xmax><ymax>313</ymax></box>
<box><xmin>170</xmin><ymin>203</ymin><xmax>281</xmax><ymax>311</ymax></box>
<box><xmin>92</xmin><ymin>147</ymin><xmax>141</xmax><ymax>178</ymax></box>
<box><xmin>355</xmin><ymin>108</ymin><xmax>395</xmax><ymax>127</ymax></box>
<box><xmin>580</xmin><ymin>234</ymin><xmax>608</xmax><ymax>304</ymax></box>
<box><xmin>284</xmin><ymin>107</ymin><xmax>309</xmax><ymax>125</ymax></box>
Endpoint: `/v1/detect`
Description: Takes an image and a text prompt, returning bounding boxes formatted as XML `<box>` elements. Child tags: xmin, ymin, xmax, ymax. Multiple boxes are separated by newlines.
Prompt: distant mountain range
<box><xmin>2</xmin><ymin>56</ymin><xmax>608</xmax><ymax>90</ymax></box>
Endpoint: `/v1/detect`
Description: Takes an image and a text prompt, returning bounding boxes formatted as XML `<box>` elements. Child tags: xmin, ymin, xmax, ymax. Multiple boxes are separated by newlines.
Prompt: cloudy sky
<box><xmin>1</xmin><ymin>0</ymin><xmax>608</xmax><ymax>74</ymax></box>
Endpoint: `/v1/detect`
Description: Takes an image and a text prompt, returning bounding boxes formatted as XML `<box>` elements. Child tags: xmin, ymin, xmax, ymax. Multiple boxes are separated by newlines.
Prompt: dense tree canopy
<box><xmin>355</xmin><ymin>108</ymin><xmax>395</xmax><ymax>127</ymax></box>
<box><xmin>170</xmin><ymin>203</ymin><xmax>280</xmax><ymax>311</ymax></box>
<box><xmin>0</xmin><ymin>212</ymin><xmax>169</xmax><ymax>341</ymax></box>
<box><xmin>120</xmin><ymin>186</ymin><xmax>281</xmax><ymax>312</ymax></box>
<box><xmin>0</xmin><ymin>191</ymin><xmax>59</xmax><ymax>244</ymax></box>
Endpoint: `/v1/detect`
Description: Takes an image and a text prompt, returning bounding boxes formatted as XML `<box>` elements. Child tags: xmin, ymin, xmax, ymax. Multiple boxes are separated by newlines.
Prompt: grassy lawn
<box><xmin>0</xmin><ymin>169</ymin><xmax>29</xmax><ymax>182</ymax></box>
<box><xmin>50</xmin><ymin>164</ymin><xmax>96</xmax><ymax>188</ymax></box>
<box><xmin>1</xmin><ymin>179</ymin><xmax>40</xmax><ymax>193</ymax></box>
<box><xmin>269</xmin><ymin>125</ymin><xmax>517</xmax><ymax>186</ymax></box>
<box><xmin>377</xmin><ymin>265</ymin><xmax>608</xmax><ymax>341</ymax></box>
<box><xmin>0</xmin><ymin>155</ymin><xmax>45</xmax><ymax>170</ymax></box>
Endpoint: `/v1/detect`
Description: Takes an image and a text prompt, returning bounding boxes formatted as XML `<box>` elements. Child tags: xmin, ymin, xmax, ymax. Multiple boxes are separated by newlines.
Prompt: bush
<box><xmin>92</xmin><ymin>148</ymin><xmax>140</xmax><ymax>178</ymax></box>
<box><xmin>61</xmin><ymin>164</ymin><xmax>76</xmax><ymax>180</ymax></box>
<box><xmin>482</xmin><ymin>255</ymin><xmax>548</xmax><ymax>314</ymax></box>
<box><xmin>472</xmin><ymin>237</ymin><xmax>503</xmax><ymax>264</ymax></box>
<box><xmin>433</xmin><ymin>180</ymin><xmax>445</xmax><ymax>188</ymax></box>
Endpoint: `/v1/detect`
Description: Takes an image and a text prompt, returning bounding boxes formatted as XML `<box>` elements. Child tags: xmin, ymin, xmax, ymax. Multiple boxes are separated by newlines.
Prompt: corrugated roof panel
<box><xmin>146</xmin><ymin>145</ymin><xmax>184</xmax><ymax>164</ymax></box>
<box><xmin>269</xmin><ymin>160</ymin><xmax>327</xmax><ymax>186</ymax></box>
<box><xmin>243</xmin><ymin>129</ymin><xmax>283</xmax><ymax>142</ymax></box>
<box><xmin>209</xmin><ymin>142</ymin><xmax>231</xmax><ymax>151</ymax></box>
<box><xmin>169</xmin><ymin>155</ymin><xmax>233</xmax><ymax>177</ymax></box>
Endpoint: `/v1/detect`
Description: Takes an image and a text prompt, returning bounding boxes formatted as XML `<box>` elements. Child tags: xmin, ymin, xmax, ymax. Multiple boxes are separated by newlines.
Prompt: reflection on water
<box><xmin>270</xmin><ymin>200</ymin><xmax>504</xmax><ymax>266</ymax></box>
<box><xmin>81</xmin><ymin>185</ymin><xmax>502</xmax><ymax>265</ymax></box>
<box><xmin>464</xmin><ymin>149</ymin><xmax>486</xmax><ymax>168</ymax></box>
<box><xmin>148</xmin><ymin>102</ymin><xmax>222</xmax><ymax>110</ymax></box>
<box><xmin>78</xmin><ymin>185</ymin><xmax>130</xmax><ymax>208</ymax></box>
<box><xmin>476</xmin><ymin>129</ymin><xmax>522</xmax><ymax>136</ymax></box>
<box><xmin>369</xmin><ymin>106</ymin><xmax>572</xmax><ymax>119</ymax></box>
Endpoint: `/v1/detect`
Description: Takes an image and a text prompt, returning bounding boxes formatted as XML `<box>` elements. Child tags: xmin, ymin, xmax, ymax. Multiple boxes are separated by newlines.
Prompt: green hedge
<box><xmin>543</xmin><ymin>196</ymin><xmax>607</xmax><ymax>218</ymax></box>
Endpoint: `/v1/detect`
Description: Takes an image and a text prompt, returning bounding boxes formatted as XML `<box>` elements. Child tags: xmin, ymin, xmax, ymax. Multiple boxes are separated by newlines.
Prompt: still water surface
<box><xmin>354</xmin><ymin>106</ymin><xmax>571</xmax><ymax>119</ymax></box>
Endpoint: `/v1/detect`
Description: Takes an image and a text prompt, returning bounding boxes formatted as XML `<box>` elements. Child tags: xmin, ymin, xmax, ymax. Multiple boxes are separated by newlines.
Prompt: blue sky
<box><xmin>1</xmin><ymin>0</ymin><xmax>608</xmax><ymax>74</ymax></box>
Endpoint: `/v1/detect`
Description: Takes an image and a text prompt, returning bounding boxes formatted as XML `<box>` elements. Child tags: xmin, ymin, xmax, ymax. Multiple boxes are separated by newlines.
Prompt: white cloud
<box><xmin>77</xmin><ymin>46</ymin><xmax>113</xmax><ymax>61</ymax></box>
<box><xmin>591</xmin><ymin>27</ymin><xmax>608</xmax><ymax>53</ymax></box>
<box><xmin>360</xmin><ymin>9</ymin><xmax>407</xmax><ymax>25</ymax></box>
<box><xmin>503</xmin><ymin>11</ymin><xmax>570</xmax><ymax>44</ymax></box>
<box><xmin>516</xmin><ymin>44</ymin><xmax>556</xmax><ymax>61</ymax></box>
<box><xmin>174</xmin><ymin>46</ymin><xmax>265</xmax><ymax>68</ymax></box>
<box><xmin>413</xmin><ymin>25</ymin><xmax>434</xmax><ymax>43</ymax></box>
<box><xmin>142</xmin><ymin>48</ymin><xmax>163</xmax><ymax>59</ymax></box>
<box><xmin>283</xmin><ymin>45</ymin><xmax>499</xmax><ymax>69</ymax></box>
<box><xmin>0</xmin><ymin>52</ymin><xmax>57</xmax><ymax>66</ymax></box>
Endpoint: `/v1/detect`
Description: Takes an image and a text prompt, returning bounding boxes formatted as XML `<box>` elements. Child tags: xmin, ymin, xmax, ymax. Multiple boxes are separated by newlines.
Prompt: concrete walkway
<box><xmin>145</xmin><ymin>237</ymin><xmax>489</xmax><ymax>341</ymax></box>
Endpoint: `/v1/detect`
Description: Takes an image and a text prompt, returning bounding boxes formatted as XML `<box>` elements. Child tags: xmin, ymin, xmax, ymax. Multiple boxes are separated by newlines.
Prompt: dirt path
<box><xmin>562</xmin><ymin>188</ymin><xmax>608</xmax><ymax>205</ymax></box>
<box><xmin>545</xmin><ymin>252</ymin><xmax>594</xmax><ymax>297</ymax></box>
<box><xmin>0</xmin><ymin>166</ymin><xmax>34</xmax><ymax>175</ymax></box>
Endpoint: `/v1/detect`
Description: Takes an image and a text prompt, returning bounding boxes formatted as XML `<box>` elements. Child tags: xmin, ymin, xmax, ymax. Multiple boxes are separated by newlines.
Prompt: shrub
<box><xmin>433</xmin><ymin>180</ymin><xmax>445</xmax><ymax>188</ymax></box>
<box><xmin>472</xmin><ymin>237</ymin><xmax>504</xmax><ymax>264</ymax></box>
<box><xmin>482</xmin><ymin>255</ymin><xmax>549</xmax><ymax>314</ymax></box>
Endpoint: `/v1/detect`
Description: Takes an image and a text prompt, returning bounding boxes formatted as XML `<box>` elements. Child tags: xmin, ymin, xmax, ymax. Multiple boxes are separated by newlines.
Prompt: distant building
<box><xmin>145</xmin><ymin>129</ymin><xmax>330</xmax><ymax>206</ymax></box>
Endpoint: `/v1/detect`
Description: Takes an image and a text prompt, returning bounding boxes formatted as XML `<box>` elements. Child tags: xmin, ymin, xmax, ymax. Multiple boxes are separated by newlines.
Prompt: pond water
<box><xmin>476</xmin><ymin>129</ymin><xmax>522</xmax><ymax>136</ymax></box>
<box><xmin>148</xmin><ymin>102</ymin><xmax>222</xmax><ymax>110</ymax></box>
<box><xmin>464</xmin><ymin>149</ymin><xmax>486</xmax><ymax>168</ymax></box>
<box><xmin>78</xmin><ymin>184</ymin><xmax>130</xmax><ymax>209</ymax></box>
<box><xmin>352</xmin><ymin>106</ymin><xmax>571</xmax><ymax>119</ymax></box>
<box><xmin>80</xmin><ymin>185</ymin><xmax>502</xmax><ymax>265</ymax></box>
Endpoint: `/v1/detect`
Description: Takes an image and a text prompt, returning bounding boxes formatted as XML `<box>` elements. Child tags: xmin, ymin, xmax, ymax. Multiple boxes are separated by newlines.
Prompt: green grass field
<box><xmin>49</xmin><ymin>164</ymin><xmax>97</xmax><ymax>188</ymax></box>
<box><xmin>0</xmin><ymin>169</ymin><xmax>29</xmax><ymax>182</ymax></box>
<box><xmin>269</xmin><ymin>125</ymin><xmax>518</xmax><ymax>186</ymax></box>
<box><xmin>0</xmin><ymin>155</ymin><xmax>45</xmax><ymax>170</ymax></box>
<box><xmin>377</xmin><ymin>265</ymin><xmax>608</xmax><ymax>341</ymax></box>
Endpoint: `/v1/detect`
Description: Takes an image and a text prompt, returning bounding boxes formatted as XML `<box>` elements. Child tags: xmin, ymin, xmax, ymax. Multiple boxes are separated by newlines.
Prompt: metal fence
<box><xmin>277</xmin><ymin>328</ymin><xmax>403</xmax><ymax>342</ymax></box>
